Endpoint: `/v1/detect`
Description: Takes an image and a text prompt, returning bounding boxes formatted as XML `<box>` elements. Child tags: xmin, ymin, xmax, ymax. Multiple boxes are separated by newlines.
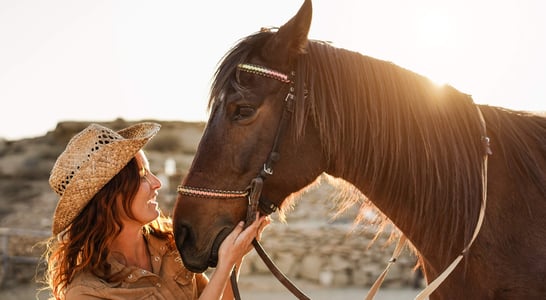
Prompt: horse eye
<box><xmin>234</xmin><ymin>106</ymin><xmax>255</xmax><ymax>120</ymax></box>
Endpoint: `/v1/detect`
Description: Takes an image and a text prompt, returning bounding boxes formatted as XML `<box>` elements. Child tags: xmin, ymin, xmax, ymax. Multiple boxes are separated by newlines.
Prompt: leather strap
<box><xmin>365</xmin><ymin>235</ymin><xmax>407</xmax><ymax>300</ymax></box>
<box><xmin>230</xmin><ymin>265</ymin><xmax>242</xmax><ymax>300</ymax></box>
<box><xmin>230</xmin><ymin>240</ymin><xmax>311</xmax><ymax>300</ymax></box>
<box><xmin>230</xmin><ymin>176</ymin><xmax>310</xmax><ymax>300</ymax></box>
<box><xmin>245</xmin><ymin>177</ymin><xmax>263</xmax><ymax>224</ymax></box>
<box><xmin>252</xmin><ymin>239</ymin><xmax>311</xmax><ymax>300</ymax></box>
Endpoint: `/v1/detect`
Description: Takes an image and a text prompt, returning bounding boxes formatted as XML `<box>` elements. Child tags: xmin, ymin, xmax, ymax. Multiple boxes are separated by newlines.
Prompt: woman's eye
<box><xmin>234</xmin><ymin>106</ymin><xmax>255</xmax><ymax>120</ymax></box>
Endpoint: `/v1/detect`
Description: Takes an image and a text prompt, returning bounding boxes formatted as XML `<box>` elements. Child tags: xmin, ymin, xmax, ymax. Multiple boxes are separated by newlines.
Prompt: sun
<box><xmin>415</xmin><ymin>12</ymin><xmax>456</xmax><ymax>49</ymax></box>
<box><xmin>407</xmin><ymin>8</ymin><xmax>461</xmax><ymax>86</ymax></box>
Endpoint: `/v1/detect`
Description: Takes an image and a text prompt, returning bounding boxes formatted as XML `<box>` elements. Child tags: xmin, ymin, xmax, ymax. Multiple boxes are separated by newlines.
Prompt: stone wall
<box><xmin>241</xmin><ymin>224</ymin><xmax>419</xmax><ymax>288</ymax></box>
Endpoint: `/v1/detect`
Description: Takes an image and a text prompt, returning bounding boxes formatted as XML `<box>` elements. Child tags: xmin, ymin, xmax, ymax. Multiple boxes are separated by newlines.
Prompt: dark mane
<box><xmin>480</xmin><ymin>106</ymin><xmax>546</xmax><ymax>194</ymax></box>
<box><xmin>301</xmin><ymin>41</ymin><xmax>487</xmax><ymax>262</ymax></box>
<box><xmin>209</xmin><ymin>32</ymin><xmax>546</xmax><ymax>263</ymax></box>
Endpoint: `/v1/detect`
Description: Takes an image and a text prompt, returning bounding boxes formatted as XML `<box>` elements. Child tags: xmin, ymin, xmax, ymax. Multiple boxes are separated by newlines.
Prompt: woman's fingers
<box><xmin>234</xmin><ymin>214</ymin><xmax>269</xmax><ymax>252</ymax></box>
<box><xmin>247</xmin><ymin>214</ymin><xmax>268</xmax><ymax>238</ymax></box>
<box><xmin>233</xmin><ymin>221</ymin><xmax>244</xmax><ymax>235</ymax></box>
<box><xmin>219</xmin><ymin>221</ymin><xmax>243</xmax><ymax>253</ymax></box>
<box><xmin>255</xmin><ymin>215</ymin><xmax>271</xmax><ymax>242</ymax></box>
<box><xmin>217</xmin><ymin>215</ymin><xmax>272</xmax><ymax>269</ymax></box>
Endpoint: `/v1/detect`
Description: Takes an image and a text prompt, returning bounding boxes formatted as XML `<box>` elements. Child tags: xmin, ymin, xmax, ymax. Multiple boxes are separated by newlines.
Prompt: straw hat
<box><xmin>49</xmin><ymin>122</ymin><xmax>161</xmax><ymax>235</ymax></box>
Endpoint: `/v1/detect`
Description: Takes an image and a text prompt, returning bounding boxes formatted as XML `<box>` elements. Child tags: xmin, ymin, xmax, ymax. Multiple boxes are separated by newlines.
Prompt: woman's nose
<box><xmin>151</xmin><ymin>173</ymin><xmax>163</xmax><ymax>189</ymax></box>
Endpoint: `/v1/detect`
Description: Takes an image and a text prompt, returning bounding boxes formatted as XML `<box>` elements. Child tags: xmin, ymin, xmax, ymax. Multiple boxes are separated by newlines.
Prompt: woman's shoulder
<box><xmin>69</xmin><ymin>270</ymin><xmax>103</xmax><ymax>286</ymax></box>
<box><xmin>65</xmin><ymin>270</ymin><xmax>112</xmax><ymax>298</ymax></box>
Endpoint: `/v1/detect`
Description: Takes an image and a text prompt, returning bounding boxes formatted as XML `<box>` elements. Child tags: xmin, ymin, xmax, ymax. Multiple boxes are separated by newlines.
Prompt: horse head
<box><xmin>172</xmin><ymin>0</ymin><xmax>325</xmax><ymax>273</ymax></box>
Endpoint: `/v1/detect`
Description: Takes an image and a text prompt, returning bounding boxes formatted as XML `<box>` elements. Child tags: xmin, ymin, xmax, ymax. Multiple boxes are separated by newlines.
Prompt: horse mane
<box><xmin>295</xmin><ymin>41</ymin><xmax>483</xmax><ymax>261</ymax></box>
<box><xmin>479</xmin><ymin>106</ymin><xmax>546</xmax><ymax>195</ymax></box>
<box><xmin>209</xmin><ymin>31</ymin><xmax>546</xmax><ymax>264</ymax></box>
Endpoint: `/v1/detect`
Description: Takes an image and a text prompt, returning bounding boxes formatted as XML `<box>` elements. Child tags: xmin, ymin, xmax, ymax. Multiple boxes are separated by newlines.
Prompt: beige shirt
<box><xmin>65</xmin><ymin>234</ymin><xmax>207</xmax><ymax>300</ymax></box>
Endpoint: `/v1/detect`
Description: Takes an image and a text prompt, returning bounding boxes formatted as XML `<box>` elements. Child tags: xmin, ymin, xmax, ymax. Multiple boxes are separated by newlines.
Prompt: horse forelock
<box><xmin>208</xmin><ymin>31</ymin><xmax>274</xmax><ymax>113</ymax></box>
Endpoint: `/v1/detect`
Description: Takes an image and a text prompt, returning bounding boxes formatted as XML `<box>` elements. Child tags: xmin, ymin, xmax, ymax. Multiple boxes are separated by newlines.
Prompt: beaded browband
<box><xmin>237</xmin><ymin>63</ymin><xmax>291</xmax><ymax>84</ymax></box>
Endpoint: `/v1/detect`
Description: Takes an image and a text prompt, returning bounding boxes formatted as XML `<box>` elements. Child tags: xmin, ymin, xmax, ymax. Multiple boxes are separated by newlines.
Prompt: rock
<box><xmin>299</xmin><ymin>254</ymin><xmax>323</xmax><ymax>281</ymax></box>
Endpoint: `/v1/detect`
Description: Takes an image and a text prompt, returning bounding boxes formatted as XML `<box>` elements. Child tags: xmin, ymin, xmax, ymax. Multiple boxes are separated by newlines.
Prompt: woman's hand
<box><xmin>199</xmin><ymin>214</ymin><xmax>270</xmax><ymax>300</ymax></box>
<box><xmin>217</xmin><ymin>213</ymin><xmax>271</xmax><ymax>269</ymax></box>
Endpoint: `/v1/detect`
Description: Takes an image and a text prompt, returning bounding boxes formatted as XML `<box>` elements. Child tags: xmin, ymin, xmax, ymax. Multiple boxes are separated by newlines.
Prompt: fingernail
<box><xmin>238</xmin><ymin>221</ymin><xmax>244</xmax><ymax>227</ymax></box>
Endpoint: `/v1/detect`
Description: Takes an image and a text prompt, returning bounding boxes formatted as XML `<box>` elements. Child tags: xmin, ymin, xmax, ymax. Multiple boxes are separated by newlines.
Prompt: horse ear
<box><xmin>262</xmin><ymin>0</ymin><xmax>312</xmax><ymax>63</ymax></box>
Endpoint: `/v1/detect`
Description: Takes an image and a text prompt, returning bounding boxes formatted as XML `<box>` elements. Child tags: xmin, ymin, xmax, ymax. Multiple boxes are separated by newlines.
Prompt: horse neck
<box><xmin>300</xmin><ymin>46</ymin><xmax>486</xmax><ymax>267</ymax></box>
<box><xmin>320</xmin><ymin>94</ymin><xmax>485</xmax><ymax>270</ymax></box>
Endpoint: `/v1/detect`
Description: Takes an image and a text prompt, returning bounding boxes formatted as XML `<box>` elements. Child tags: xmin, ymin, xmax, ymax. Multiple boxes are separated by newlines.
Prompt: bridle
<box><xmin>177</xmin><ymin>63</ymin><xmax>296</xmax><ymax>216</ymax></box>
<box><xmin>178</xmin><ymin>62</ymin><xmax>492</xmax><ymax>300</ymax></box>
<box><xmin>178</xmin><ymin>62</ymin><xmax>310</xmax><ymax>299</ymax></box>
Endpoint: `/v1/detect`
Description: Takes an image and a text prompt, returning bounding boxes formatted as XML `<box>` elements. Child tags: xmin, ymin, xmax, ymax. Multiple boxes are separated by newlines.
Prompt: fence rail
<box><xmin>0</xmin><ymin>227</ymin><xmax>50</xmax><ymax>287</ymax></box>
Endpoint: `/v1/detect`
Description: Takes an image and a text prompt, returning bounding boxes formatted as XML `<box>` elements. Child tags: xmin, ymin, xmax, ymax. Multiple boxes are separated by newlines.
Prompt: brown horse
<box><xmin>173</xmin><ymin>0</ymin><xmax>546</xmax><ymax>298</ymax></box>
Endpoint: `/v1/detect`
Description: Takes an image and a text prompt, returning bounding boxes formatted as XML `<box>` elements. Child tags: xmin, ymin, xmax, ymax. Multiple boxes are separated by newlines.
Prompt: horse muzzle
<box><xmin>173</xmin><ymin>193</ymin><xmax>249</xmax><ymax>272</ymax></box>
<box><xmin>174</xmin><ymin>222</ymin><xmax>231</xmax><ymax>273</ymax></box>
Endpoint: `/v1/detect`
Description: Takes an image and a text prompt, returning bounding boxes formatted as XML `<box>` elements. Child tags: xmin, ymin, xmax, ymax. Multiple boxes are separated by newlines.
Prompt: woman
<box><xmin>43</xmin><ymin>122</ymin><xmax>269</xmax><ymax>299</ymax></box>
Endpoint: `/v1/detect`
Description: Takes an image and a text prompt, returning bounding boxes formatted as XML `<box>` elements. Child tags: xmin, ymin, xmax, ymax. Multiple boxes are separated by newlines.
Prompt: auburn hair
<box><xmin>42</xmin><ymin>157</ymin><xmax>174</xmax><ymax>299</ymax></box>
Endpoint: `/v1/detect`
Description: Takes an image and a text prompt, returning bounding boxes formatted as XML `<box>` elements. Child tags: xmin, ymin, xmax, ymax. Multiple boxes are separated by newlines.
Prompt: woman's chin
<box><xmin>145</xmin><ymin>200</ymin><xmax>160</xmax><ymax>218</ymax></box>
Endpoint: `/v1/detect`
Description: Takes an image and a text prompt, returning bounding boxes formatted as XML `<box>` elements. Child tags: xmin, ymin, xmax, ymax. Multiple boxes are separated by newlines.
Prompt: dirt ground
<box><xmin>1</xmin><ymin>275</ymin><xmax>420</xmax><ymax>300</ymax></box>
<box><xmin>242</xmin><ymin>288</ymin><xmax>419</xmax><ymax>300</ymax></box>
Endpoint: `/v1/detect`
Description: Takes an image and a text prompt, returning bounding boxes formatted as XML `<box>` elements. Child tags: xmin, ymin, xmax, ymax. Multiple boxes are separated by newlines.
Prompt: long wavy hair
<box><xmin>42</xmin><ymin>157</ymin><xmax>174</xmax><ymax>299</ymax></box>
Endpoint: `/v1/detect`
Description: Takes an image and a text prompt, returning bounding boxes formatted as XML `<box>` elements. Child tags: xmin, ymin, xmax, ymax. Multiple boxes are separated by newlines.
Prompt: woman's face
<box><xmin>130</xmin><ymin>151</ymin><xmax>162</xmax><ymax>225</ymax></box>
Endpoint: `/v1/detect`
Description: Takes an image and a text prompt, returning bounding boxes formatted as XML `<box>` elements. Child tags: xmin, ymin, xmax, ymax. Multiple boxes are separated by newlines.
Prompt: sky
<box><xmin>0</xmin><ymin>0</ymin><xmax>544</xmax><ymax>140</ymax></box>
